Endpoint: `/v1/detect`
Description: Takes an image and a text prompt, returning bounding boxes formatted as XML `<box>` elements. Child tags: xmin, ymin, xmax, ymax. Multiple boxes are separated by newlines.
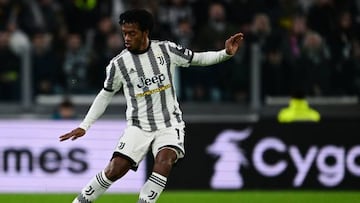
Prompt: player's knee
<box><xmin>155</xmin><ymin>149</ymin><xmax>177</xmax><ymax>168</ymax></box>
<box><xmin>104</xmin><ymin>157</ymin><xmax>131</xmax><ymax>181</ymax></box>
<box><xmin>155</xmin><ymin>157</ymin><xmax>175</xmax><ymax>167</ymax></box>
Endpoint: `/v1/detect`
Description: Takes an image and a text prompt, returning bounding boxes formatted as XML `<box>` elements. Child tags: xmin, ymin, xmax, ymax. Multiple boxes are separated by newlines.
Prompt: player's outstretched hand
<box><xmin>59</xmin><ymin>127</ymin><xmax>86</xmax><ymax>142</ymax></box>
<box><xmin>225</xmin><ymin>32</ymin><xmax>244</xmax><ymax>55</ymax></box>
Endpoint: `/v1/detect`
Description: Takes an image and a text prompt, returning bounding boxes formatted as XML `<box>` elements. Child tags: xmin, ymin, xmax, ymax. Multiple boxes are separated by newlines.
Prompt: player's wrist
<box><xmin>222</xmin><ymin>49</ymin><xmax>233</xmax><ymax>58</ymax></box>
<box><xmin>79</xmin><ymin>123</ymin><xmax>89</xmax><ymax>131</ymax></box>
<box><xmin>224</xmin><ymin>48</ymin><xmax>234</xmax><ymax>56</ymax></box>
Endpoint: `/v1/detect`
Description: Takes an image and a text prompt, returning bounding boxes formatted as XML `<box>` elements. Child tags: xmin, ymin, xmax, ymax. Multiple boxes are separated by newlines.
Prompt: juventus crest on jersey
<box><xmin>103</xmin><ymin>40</ymin><xmax>194</xmax><ymax>131</ymax></box>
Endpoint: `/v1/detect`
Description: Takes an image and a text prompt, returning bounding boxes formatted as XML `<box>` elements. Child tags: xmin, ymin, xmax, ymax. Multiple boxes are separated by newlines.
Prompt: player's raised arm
<box><xmin>190</xmin><ymin>32</ymin><xmax>244</xmax><ymax>66</ymax></box>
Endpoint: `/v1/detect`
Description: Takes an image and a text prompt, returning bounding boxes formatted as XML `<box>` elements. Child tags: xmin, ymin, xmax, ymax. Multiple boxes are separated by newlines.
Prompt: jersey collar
<box><xmin>129</xmin><ymin>40</ymin><xmax>151</xmax><ymax>55</ymax></box>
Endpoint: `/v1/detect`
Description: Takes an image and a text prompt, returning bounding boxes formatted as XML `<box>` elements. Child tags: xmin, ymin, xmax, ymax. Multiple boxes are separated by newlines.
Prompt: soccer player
<box><xmin>59</xmin><ymin>9</ymin><xmax>244</xmax><ymax>203</ymax></box>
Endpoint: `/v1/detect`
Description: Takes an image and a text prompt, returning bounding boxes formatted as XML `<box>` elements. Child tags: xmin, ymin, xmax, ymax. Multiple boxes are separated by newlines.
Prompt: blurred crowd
<box><xmin>1</xmin><ymin>0</ymin><xmax>360</xmax><ymax>103</ymax></box>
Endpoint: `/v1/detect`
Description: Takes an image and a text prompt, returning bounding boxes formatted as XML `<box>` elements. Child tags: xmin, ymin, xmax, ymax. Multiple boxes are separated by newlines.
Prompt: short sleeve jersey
<box><xmin>103</xmin><ymin>40</ymin><xmax>194</xmax><ymax>131</ymax></box>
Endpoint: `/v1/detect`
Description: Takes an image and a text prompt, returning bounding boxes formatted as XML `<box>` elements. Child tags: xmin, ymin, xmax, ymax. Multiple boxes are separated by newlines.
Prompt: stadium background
<box><xmin>1</xmin><ymin>0</ymin><xmax>360</xmax><ymax>202</ymax></box>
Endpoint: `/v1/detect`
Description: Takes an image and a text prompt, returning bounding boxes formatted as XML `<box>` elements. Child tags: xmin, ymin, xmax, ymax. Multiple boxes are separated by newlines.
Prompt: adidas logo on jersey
<box><xmin>129</xmin><ymin>68</ymin><xmax>136</xmax><ymax>74</ymax></box>
<box><xmin>137</xmin><ymin>73</ymin><xmax>166</xmax><ymax>88</ymax></box>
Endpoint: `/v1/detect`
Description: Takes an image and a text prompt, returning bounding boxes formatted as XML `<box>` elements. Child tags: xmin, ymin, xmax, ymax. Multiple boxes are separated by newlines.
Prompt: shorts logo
<box><xmin>118</xmin><ymin>142</ymin><xmax>125</xmax><ymax>150</ymax></box>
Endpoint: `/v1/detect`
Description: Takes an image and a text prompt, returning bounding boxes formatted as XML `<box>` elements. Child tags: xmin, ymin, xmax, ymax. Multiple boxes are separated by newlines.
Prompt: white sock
<box><xmin>138</xmin><ymin>172</ymin><xmax>167</xmax><ymax>203</ymax></box>
<box><xmin>72</xmin><ymin>171</ymin><xmax>113</xmax><ymax>203</ymax></box>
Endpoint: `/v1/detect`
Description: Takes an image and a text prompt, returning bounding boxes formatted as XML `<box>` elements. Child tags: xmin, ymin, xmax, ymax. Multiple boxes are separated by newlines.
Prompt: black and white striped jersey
<box><xmin>103</xmin><ymin>40</ymin><xmax>193</xmax><ymax>131</ymax></box>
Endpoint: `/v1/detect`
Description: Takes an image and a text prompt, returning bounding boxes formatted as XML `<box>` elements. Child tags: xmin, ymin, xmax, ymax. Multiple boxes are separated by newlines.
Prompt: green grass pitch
<box><xmin>0</xmin><ymin>191</ymin><xmax>359</xmax><ymax>203</ymax></box>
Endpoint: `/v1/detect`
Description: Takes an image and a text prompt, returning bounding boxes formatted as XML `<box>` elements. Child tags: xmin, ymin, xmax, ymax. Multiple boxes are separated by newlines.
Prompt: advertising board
<box><xmin>166</xmin><ymin>120</ymin><xmax>360</xmax><ymax>190</ymax></box>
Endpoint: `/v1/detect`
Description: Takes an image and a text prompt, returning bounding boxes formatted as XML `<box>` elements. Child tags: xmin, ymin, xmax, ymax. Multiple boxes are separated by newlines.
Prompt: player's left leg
<box><xmin>137</xmin><ymin>126</ymin><xmax>185</xmax><ymax>203</ymax></box>
<box><xmin>138</xmin><ymin>148</ymin><xmax>177</xmax><ymax>203</ymax></box>
<box><xmin>72</xmin><ymin>156</ymin><xmax>132</xmax><ymax>203</ymax></box>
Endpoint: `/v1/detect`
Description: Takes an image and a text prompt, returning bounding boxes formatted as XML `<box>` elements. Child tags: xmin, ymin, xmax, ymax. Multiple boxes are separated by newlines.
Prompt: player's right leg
<box><xmin>72</xmin><ymin>126</ymin><xmax>153</xmax><ymax>203</ymax></box>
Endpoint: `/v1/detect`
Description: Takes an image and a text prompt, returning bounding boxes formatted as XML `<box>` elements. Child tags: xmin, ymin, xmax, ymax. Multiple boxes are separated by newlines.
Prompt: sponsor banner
<box><xmin>0</xmin><ymin>120</ymin><xmax>145</xmax><ymax>193</ymax></box>
<box><xmin>166</xmin><ymin>120</ymin><xmax>360</xmax><ymax>190</ymax></box>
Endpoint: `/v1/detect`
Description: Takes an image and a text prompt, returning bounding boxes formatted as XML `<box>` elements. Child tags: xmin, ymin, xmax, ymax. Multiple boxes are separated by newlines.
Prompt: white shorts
<box><xmin>113</xmin><ymin>125</ymin><xmax>185</xmax><ymax>170</ymax></box>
